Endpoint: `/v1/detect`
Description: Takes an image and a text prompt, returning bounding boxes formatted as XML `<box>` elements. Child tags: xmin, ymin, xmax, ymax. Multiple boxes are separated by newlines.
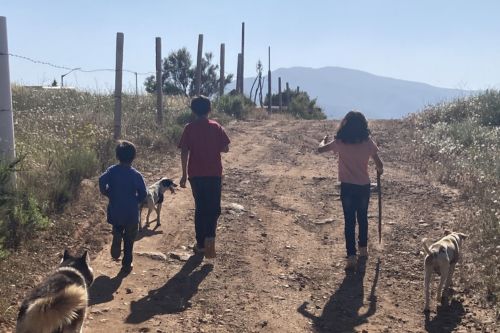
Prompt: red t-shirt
<box><xmin>178</xmin><ymin>118</ymin><xmax>230</xmax><ymax>177</ymax></box>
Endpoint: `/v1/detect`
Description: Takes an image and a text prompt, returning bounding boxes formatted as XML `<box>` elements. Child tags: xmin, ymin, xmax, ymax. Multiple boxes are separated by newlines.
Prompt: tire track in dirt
<box><xmin>85</xmin><ymin>119</ymin><xmax>496</xmax><ymax>333</ymax></box>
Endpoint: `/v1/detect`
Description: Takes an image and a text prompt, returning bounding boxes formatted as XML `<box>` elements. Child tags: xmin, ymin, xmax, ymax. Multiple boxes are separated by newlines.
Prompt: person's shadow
<box><xmin>88</xmin><ymin>270</ymin><xmax>128</xmax><ymax>306</ymax></box>
<box><xmin>424</xmin><ymin>298</ymin><xmax>465</xmax><ymax>333</ymax></box>
<box><xmin>125</xmin><ymin>253</ymin><xmax>212</xmax><ymax>324</ymax></box>
<box><xmin>298</xmin><ymin>258</ymin><xmax>380</xmax><ymax>332</ymax></box>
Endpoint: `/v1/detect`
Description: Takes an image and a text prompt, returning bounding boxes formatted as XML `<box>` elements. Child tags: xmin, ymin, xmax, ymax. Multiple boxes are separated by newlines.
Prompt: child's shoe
<box><xmin>359</xmin><ymin>247</ymin><xmax>368</xmax><ymax>257</ymax></box>
<box><xmin>345</xmin><ymin>255</ymin><xmax>357</xmax><ymax>270</ymax></box>
<box><xmin>204</xmin><ymin>237</ymin><xmax>216</xmax><ymax>259</ymax></box>
<box><xmin>193</xmin><ymin>244</ymin><xmax>205</xmax><ymax>254</ymax></box>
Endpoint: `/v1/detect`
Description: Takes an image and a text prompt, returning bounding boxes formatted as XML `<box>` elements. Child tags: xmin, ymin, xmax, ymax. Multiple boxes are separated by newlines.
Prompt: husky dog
<box><xmin>139</xmin><ymin>177</ymin><xmax>177</xmax><ymax>230</ymax></box>
<box><xmin>422</xmin><ymin>231</ymin><xmax>467</xmax><ymax>311</ymax></box>
<box><xmin>16</xmin><ymin>250</ymin><xmax>94</xmax><ymax>333</ymax></box>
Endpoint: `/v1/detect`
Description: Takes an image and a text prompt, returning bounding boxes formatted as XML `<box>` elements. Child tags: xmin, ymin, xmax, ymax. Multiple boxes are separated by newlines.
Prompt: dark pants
<box><xmin>340</xmin><ymin>182</ymin><xmax>370</xmax><ymax>256</ymax></box>
<box><xmin>111</xmin><ymin>223</ymin><xmax>138</xmax><ymax>267</ymax></box>
<box><xmin>189</xmin><ymin>177</ymin><xmax>222</xmax><ymax>249</ymax></box>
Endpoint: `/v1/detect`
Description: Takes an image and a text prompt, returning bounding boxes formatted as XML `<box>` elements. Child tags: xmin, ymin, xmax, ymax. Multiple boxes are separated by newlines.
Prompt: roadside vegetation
<box><xmin>405</xmin><ymin>90</ymin><xmax>500</xmax><ymax>309</ymax></box>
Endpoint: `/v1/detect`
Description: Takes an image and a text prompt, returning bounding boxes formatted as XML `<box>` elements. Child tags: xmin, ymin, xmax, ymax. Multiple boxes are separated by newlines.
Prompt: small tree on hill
<box><xmin>145</xmin><ymin>48</ymin><xmax>233</xmax><ymax>97</ymax></box>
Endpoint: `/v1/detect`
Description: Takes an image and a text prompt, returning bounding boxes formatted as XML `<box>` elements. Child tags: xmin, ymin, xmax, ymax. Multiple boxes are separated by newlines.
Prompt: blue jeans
<box><xmin>340</xmin><ymin>183</ymin><xmax>370</xmax><ymax>256</ymax></box>
<box><xmin>189</xmin><ymin>177</ymin><xmax>222</xmax><ymax>249</ymax></box>
<box><xmin>111</xmin><ymin>223</ymin><xmax>138</xmax><ymax>267</ymax></box>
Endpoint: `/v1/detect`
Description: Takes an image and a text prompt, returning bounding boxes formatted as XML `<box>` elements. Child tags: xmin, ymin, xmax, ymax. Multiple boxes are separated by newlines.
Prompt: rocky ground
<box><xmin>2</xmin><ymin>118</ymin><xmax>497</xmax><ymax>332</ymax></box>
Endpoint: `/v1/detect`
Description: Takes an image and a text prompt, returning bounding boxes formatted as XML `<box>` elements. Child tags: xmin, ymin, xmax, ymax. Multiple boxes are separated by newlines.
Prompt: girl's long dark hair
<box><xmin>335</xmin><ymin>111</ymin><xmax>370</xmax><ymax>144</ymax></box>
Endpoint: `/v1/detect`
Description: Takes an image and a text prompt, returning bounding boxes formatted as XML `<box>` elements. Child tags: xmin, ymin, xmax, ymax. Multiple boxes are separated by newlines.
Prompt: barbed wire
<box><xmin>0</xmin><ymin>52</ymin><xmax>154</xmax><ymax>76</ymax></box>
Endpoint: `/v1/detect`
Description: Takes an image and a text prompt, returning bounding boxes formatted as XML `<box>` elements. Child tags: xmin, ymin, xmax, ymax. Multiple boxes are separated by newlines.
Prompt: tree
<box><xmin>51</xmin><ymin>79</ymin><xmax>58</xmax><ymax>87</ymax></box>
<box><xmin>145</xmin><ymin>48</ymin><xmax>233</xmax><ymax>97</ymax></box>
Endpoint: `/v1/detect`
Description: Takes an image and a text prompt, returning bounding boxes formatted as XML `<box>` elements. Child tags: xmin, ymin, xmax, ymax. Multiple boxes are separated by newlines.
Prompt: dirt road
<box><xmin>85</xmin><ymin>119</ymin><xmax>496</xmax><ymax>333</ymax></box>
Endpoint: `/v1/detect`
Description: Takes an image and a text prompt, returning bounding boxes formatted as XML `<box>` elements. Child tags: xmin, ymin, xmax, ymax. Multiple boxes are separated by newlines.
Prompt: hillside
<box><xmin>234</xmin><ymin>67</ymin><xmax>471</xmax><ymax>119</ymax></box>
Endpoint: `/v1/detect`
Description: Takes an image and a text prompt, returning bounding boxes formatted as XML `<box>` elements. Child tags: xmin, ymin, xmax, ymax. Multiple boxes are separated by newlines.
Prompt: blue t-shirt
<box><xmin>98</xmin><ymin>164</ymin><xmax>147</xmax><ymax>225</ymax></box>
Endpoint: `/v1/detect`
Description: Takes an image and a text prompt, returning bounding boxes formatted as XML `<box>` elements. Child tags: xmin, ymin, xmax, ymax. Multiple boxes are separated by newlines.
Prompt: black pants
<box><xmin>340</xmin><ymin>182</ymin><xmax>370</xmax><ymax>256</ymax></box>
<box><xmin>111</xmin><ymin>223</ymin><xmax>138</xmax><ymax>267</ymax></box>
<box><xmin>189</xmin><ymin>177</ymin><xmax>222</xmax><ymax>249</ymax></box>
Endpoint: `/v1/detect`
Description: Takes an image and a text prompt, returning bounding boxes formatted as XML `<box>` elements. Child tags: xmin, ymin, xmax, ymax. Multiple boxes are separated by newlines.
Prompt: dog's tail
<box><xmin>421</xmin><ymin>238</ymin><xmax>432</xmax><ymax>256</ymax></box>
<box><xmin>17</xmin><ymin>285</ymin><xmax>87</xmax><ymax>333</ymax></box>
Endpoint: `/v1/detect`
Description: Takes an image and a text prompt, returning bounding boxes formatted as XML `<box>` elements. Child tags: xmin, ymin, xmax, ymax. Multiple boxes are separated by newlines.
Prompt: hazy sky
<box><xmin>2</xmin><ymin>0</ymin><xmax>499</xmax><ymax>92</ymax></box>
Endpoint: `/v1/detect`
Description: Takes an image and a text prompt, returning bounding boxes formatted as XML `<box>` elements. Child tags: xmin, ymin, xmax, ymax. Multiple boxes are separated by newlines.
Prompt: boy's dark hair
<box><xmin>116</xmin><ymin>140</ymin><xmax>136</xmax><ymax>164</ymax></box>
<box><xmin>191</xmin><ymin>95</ymin><xmax>211</xmax><ymax>116</ymax></box>
<box><xmin>335</xmin><ymin>110</ymin><xmax>370</xmax><ymax>144</ymax></box>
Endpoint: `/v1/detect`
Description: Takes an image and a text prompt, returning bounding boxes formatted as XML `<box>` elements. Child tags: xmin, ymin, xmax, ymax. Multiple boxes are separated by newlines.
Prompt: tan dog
<box><xmin>16</xmin><ymin>250</ymin><xmax>94</xmax><ymax>333</ymax></box>
<box><xmin>139</xmin><ymin>177</ymin><xmax>177</xmax><ymax>230</ymax></box>
<box><xmin>422</xmin><ymin>231</ymin><xmax>467</xmax><ymax>311</ymax></box>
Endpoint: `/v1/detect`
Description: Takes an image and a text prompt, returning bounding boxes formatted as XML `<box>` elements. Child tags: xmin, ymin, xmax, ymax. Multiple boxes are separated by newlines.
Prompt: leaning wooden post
<box><xmin>278</xmin><ymin>77</ymin><xmax>282</xmax><ymax>112</ymax></box>
<box><xmin>219</xmin><ymin>43</ymin><xmax>225</xmax><ymax>97</ymax></box>
<box><xmin>267</xmin><ymin>46</ymin><xmax>272</xmax><ymax>113</ymax></box>
<box><xmin>241</xmin><ymin>22</ymin><xmax>245</xmax><ymax>94</ymax></box>
<box><xmin>296</xmin><ymin>86</ymin><xmax>300</xmax><ymax>93</ymax></box>
<box><xmin>286</xmin><ymin>81</ymin><xmax>290</xmax><ymax>106</ymax></box>
<box><xmin>0</xmin><ymin>16</ymin><xmax>16</xmax><ymax>187</ymax></box>
<box><xmin>195</xmin><ymin>34</ymin><xmax>203</xmax><ymax>96</ymax></box>
<box><xmin>155</xmin><ymin>37</ymin><xmax>163</xmax><ymax>125</ymax></box>
<box><xmin>114</xmin><ymin>32</ymin><xmax>124</xmax><ymax>140</ymax></box>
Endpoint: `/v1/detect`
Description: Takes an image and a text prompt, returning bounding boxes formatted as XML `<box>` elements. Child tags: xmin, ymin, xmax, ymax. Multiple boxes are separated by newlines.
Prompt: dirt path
<box><xmin>85</xmin><ymin>119</ymin><xmax>496</xmax><ymax>333</ymax></box>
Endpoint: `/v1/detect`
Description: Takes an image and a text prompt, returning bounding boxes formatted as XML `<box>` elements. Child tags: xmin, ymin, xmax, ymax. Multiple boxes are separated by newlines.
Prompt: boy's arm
<box><xmin>137</xmin><ymin>176</ymin><xmax>147</xmax><ymax>203</ymax></box>
<box><xmin>180</xmin><ymin>147</ymin><xmax>189</xmax><ymax>188</ymax></box>
<box><xmin>98</xmin><ymin>172</ymin><xmax>110</xmax><ymax>197</ymax></box>
<box><xmin>317</xmin><ymin>135</ymin><xmax>335</xmax><ymax>153</ymax></box>
<box><xmin>372</xmin><ymin>152</ymin><xmax>384</xmax><ymax>175</ymax></box>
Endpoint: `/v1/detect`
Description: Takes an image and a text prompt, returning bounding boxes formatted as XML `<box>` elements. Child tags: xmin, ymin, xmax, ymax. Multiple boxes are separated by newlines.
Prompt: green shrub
<box><xmin>214</xmin><ymin>94</ymin><xmax>254</xmax><ymax>120</ymax></box>
<box><xmin>288</xmin><ymin>92</ymin><xmax>326</xmax><ymax>120</ymax></box>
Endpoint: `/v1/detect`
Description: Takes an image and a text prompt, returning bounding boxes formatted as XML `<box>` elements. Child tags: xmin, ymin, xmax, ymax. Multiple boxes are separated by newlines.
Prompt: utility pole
<box><xmin>114</xmin><ymin>32</ymin><xmax>124</xmax><ymax>140</ymax></box>
<box><xmin>237</xmin><ymin>53</ymin><xmax>242</xmax><ymax>94</ymax></box>
<box><xmin>156</xmin><ymin>37</ymin><xmax>163</xmax><ymax>124</ymax></box>
<box><xmin>134</xmin><ymin>72</ymin><xmax>138</xmax><ymax>97</ymax></box>
<box><xmin>278</xmin><ymin>77</ymin><xmax>282</xmax><ymax>112</ymax></box>
<box><xmin>0</xmin><ymin>16</ymin><xmax>16</xmax><ymax>187</ymax></box>
<box><xmin>196</xmin><ymin>34</ymin><xmax>203</xmax><ymax>96</ymax></box>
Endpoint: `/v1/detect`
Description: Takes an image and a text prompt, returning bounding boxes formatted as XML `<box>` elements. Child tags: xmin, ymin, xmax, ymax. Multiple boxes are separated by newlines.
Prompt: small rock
<box><xmin>168</xmin><ymin>251</ymin><xmax>192</xmax><ymax>262</ymax></box>
<box><xmin>126</xmin><ymin>288</ymin><xmax>133</xmax><ymax>294</ymax></box>
<box><xmin>315</xmin><ymin>218</ymin><xmax>334</xmax><ymax>225</ymax></box>
<box><xmin>136</xmin><ymin>251</ymin><xmax>167</xmax><ymax>261</ymax></box>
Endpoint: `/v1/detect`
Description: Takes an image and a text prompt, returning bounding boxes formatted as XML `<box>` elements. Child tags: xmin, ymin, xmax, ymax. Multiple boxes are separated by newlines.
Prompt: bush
<box><xmin>214</xmin><ymin>94</ymin><xmax>254</xmax><ymax>120</ymax></box>
<box><xmin>288</xmin><ymin>92</ymin><xmax>326</xmax><ymax>120</ymax></box>
<box><xmin>0</xmin><ymin>160</ymin><xmax>49</xmax><ymax>254</ymax></box>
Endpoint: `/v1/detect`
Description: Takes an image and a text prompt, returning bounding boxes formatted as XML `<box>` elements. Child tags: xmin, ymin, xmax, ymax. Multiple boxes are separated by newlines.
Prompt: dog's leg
<box><xmin>437</xmin><ymin>265</ymin><xmax>449</xmax><ymax>304</ymax></box>
<box><xmin>139</xmin><ymin>206</ymin><xmax>143</xmax><ymax>231</ymax></box>
<box><xmin>146</xmin><ymin>207</ymin><xmax>152</xmax><ymax>227</ymax></box>
<box><xmin>446</xmin><ymin>262</ymin><xmax>456</xmax><ymax>290</ymax></box>
<box><xmin>156</xmin><ymin>203</ymin><xmax>162</xmax><ymax>227</ymax></box>
<box><xmin>424</xmin><ymin>264</ymin><xmax>432</xmax><ymax>311</ymax></box>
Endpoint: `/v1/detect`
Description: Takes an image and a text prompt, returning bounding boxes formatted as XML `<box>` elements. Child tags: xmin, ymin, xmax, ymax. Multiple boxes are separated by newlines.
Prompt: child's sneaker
<box><xmin>204</xmin><ymin>237</ymin><xmax>216</xmax><ymax>259</ymax></box>
<box><xmin>359</xmin><ymin>247</ymin><xmax>368</xmax><ymax>257</ymax></box>
<box><xmin>345</xmin><ymin>255</ymin><xmax>357</xmax><ymax>270</ymax></box>
<box><xmin>193</xmin><ymin>244</ymin><xmax>205</xmax><ymax>254</ymax></box>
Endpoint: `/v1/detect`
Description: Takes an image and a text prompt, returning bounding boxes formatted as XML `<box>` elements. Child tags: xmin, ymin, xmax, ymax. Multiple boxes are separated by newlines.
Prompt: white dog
<box><xmin>422</xmin><ymin>231</ymin><xmax>467</xmax><ymax>311</ymax></box>
<box><xmin>139</xmin><ymin>177</ymin><xmax>177</xmax><ymax>230</ymax></box>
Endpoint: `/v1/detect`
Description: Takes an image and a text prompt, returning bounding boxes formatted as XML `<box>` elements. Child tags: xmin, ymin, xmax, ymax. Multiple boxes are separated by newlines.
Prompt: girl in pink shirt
<box><xmin>318</xmin><ymin>111</ymin><xmax>383</xmax><ymax>269</ymax></box>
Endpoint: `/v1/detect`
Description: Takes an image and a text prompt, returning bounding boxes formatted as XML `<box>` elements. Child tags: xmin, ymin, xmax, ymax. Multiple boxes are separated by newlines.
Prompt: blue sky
<box><xmin>2</xmin><ymin>0</ymin><xmax>499</xmax><ymax>92</ymax></box>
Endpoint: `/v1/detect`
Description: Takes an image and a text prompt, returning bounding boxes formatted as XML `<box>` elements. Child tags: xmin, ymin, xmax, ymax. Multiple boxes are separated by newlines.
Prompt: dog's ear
<box><xmin>81</xmin><ymin>250</ymin><xmax>89</xmax><ymax>263</ymax></box>
<box><xmin>63</xmin><ymin>249</ymin><xmax>71</xmax><ymax>261</ymax></box>
<box><xmin>457</xmin><ymin>233</ymin><xmax>468</xmax><ymax>240</ymax></box>
<box><xmin>444</xmin><ymin>229</ymin><xmax>452</xmax><ymax>235</ymax></box>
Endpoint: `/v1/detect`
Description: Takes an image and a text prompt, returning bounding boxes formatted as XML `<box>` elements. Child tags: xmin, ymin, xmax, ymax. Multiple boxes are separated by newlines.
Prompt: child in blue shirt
<box><xmin>99</xmin><ymin>140</ymin><xmax>147</xmax><ymax>273</ymax></box>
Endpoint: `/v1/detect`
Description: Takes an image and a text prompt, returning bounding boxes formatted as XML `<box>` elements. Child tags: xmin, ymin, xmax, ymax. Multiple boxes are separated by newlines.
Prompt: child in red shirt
<box><xmin>318</xmin><ymin>111</ymin><xmax>383</xmax><ymax>269</ymax></box>
<box><xmin>178</xmin><ymin>96</ymin><xmax>230</xmax><ymax>258</ymax></box>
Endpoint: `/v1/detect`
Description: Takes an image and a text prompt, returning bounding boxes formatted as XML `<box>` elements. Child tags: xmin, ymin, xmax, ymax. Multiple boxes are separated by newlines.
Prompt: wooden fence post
<box><xmin>196</xmin><ymin>34</ymin><xmax>203</xmax><ymax>96</ymax></box>
<box><xmin>267</xmin><ymin>46</ymin><xmax>271</xmax><ymax>113</ymax></box>
<box><xmin>155</xmin><ymin>37</ymin><xmax>163</xmax><ymax>124</ymax></box>
<box><xmin>114</xmin><ymin>32</ymin><xmax>124</xmax><ymax>140</ymax></box>
<box><xmin>241</xmin><ymin>22</ymin><xmax>245</xmax><ymax>94</ymax></box>
<box><xmin>278</xmin><ymin>77</ymin><xmax>282</xmax><ymax>112</ymax></box>
<box><xmin>219</xmin><ymin>43</ymin><xmax>225</xmax><ymax>97</ymax></box>
<box><xmin>0</xmin><ymin>16</ymin><xmax>16</xmax><ymax>187</ymax></box>
<box><xmin>237</xmin><ymin>53</ymin><xmax>242</xmax><ymax>94</ymax></box>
